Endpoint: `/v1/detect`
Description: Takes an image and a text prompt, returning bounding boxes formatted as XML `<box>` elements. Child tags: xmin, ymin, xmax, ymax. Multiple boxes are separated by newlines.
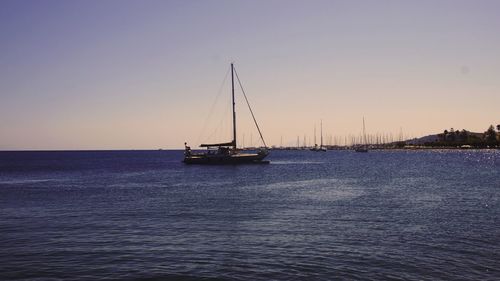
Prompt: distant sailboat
<box><xmin>311</xmin><ymin>120</ymin><xmax>327</xmax><ymax>152</ymax></box>
<box><xmin>183</xmin><ymin>63</ymin><xmax>269</xmax><ymax>164</ymax></box>
<box><xmin>355</xmin><ymin>117</ymin><xmax>368</xmax><ymax>153</ymax></box>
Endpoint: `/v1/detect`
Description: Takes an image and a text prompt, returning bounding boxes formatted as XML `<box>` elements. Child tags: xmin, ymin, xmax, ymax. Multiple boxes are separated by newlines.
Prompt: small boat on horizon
<box><xmin>183</xmin><ymin>63</ymin><xmax>269</xmax><ymax>164</ymax></box>
<box><xmin>311</xmin><ymin>120</ymin><xmax>327</xmax><ymax>152</ymax></box>
<box><xmin>355</xmin><ymin>117</ymin><xmax>369</xmax><ymax>153</ymax></box>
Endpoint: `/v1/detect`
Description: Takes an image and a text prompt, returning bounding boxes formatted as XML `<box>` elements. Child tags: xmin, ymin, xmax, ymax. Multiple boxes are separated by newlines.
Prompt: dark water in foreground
<box><xmin>1</xmin><ymin>150</ymin><xmax>499</xmax><ymax>280</ymax></box>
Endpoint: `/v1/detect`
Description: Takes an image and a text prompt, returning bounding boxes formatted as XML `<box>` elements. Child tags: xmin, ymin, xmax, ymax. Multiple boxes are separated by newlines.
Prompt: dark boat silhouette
<box><xmin>311</xmin><ymin>120</ymin><xmax>327</xmax><ymax>152</ymax></box>
<box><xmin>355</xmin><ymin>117</ymin><xmax>369</xmax><ymax>152</ymax></box>
<box><xmin>183</xmin><ymin>63</ymin><xmax>269</xmax><ymax>164</ymax></box>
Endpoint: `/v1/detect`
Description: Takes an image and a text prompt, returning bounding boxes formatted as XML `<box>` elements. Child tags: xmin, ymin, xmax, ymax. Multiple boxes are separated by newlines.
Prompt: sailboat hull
<box><xmin>183</xmin><ymin>152</ymin><xmax>269</xmax><ymax>165</ymax></box>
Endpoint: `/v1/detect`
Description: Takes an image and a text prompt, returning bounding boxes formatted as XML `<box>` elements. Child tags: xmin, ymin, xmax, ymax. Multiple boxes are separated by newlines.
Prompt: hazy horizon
<box><xmin>1</xmin><ymin>0</ymin><xmax>500</xmax><ymax>150</ymax></box>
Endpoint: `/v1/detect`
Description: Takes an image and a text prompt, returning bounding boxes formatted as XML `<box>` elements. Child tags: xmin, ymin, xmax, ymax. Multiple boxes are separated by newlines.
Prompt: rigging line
<box><xmin>202</xmin><ymin>100</ymin><xmax>232</xmax><ymax>143</ymax></box>
<box><xmin>195</xmin><ymin>66</ymin><xmax>231</xmax><ymax>145</ymax></box>
<box><xmin>233</xmin><ymin>67</ymin><xmax>268</xmax><ymax>148</ymax></box>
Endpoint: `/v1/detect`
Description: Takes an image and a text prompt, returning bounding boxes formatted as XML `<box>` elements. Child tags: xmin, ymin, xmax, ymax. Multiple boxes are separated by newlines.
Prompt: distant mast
<box><xmin>320</xmin><ymin>120</ymin><xmax>323</xmax><ymax>148</ymax></box>
<box><xmin>355</xmin><ymin>116</ymin><xmax>369</xmax><ymax>152</ymax></box>
<box><xmin>231</xmin><ymin>63</ymin><xmax>237</xmax><ymax>150</ymax></box>
<box><xmin>314</xmin><ymin>125</ymin><xmax>317</xmax><ymax>146</ymax></box>
<box><xmin>362</xmin><ymin>117</ymin><xmax>366</xmax><ymax>146</ymax></box>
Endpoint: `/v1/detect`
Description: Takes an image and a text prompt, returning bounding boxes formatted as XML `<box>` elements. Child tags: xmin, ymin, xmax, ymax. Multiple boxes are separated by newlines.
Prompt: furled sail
<box><xmin>199</xmin><ymin>141</ymin><xmax>235</xmax><ymax>148</ymax></box>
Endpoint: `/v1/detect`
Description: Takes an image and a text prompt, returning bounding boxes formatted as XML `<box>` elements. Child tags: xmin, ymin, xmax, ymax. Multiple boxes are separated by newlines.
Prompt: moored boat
<box><xmin>311</xmin><ymin>120</ymin><xmax>327</xmax><ymax>152</ymax></box>
<box><xmin>183</xmin><ymin>63</ymin><xmax>269</xmax><ymax>164</ymax></box>
<box><xmin>355</xmin><ymin>117</ymin><xmax>369</xmax><ymax>152</ymax></box>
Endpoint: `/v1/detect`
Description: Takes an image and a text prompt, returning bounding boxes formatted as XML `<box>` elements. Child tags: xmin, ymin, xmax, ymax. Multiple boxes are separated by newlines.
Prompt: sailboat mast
<box><xmin>362</xmin><ymin>117</ymin><xmax>366</xmax><ymax>146</ymax></box>
<box><xmin>314</xmin><ymin>125</ymin><xmax>317</xmax><ymax>146</ymax></box>
<box><xmin>320</xmin><ymin>120</ymin><xmax>323</xmax><ymax>148</ymax></box>
<box><xmin>231</xmin><ymin>63</ymin><xmax>237</xmax><ymax>150</ymax></box>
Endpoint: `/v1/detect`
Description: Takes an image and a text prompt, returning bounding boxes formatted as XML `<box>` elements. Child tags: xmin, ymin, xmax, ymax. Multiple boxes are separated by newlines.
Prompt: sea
<box><xmin>1</xmin><ymin>150</ymin><xmax>499</xmax><ymax>280</ymax></box>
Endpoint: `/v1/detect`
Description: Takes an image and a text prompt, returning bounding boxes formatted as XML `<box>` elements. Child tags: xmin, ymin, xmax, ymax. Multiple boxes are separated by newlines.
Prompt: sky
<box><xmin>1</xmin><ymin>0</ymin><xmax>499</xmax><ymax>150</ymax></box>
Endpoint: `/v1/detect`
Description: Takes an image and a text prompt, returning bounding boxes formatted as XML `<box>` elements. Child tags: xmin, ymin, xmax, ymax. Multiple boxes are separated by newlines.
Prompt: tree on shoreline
<box><xmin>428</xmin><ymin>125</ymin><xmax>498</xmax><ymax>148</ymax></box>
<box><xmin>485</xmin><ymin>125</ymin><xmax>497</xmax><ymax>145</ymax></box>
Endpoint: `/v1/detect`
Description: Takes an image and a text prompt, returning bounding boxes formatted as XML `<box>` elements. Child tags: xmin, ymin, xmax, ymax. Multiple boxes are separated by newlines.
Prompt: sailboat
<box><xmin>355</xmin><ymin>117</ymin><xmax>368</xmax><ymax>152</ymax></box>
<box><xmin>183</xmin><ymin>63</ymin><xmax>269</xmax><ymax>164</ymax></box>
<box><xmin>310</xmin><ymin>120</ymin><xmax>327</xmax><ymax>152</ymax></box>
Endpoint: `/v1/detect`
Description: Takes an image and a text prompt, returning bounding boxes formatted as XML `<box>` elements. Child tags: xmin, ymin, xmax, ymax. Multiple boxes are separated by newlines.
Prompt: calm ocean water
<box><xmin>1</xmin><ymin>150</ymin><xmax>499</xmax><ymax>280</ymax></box>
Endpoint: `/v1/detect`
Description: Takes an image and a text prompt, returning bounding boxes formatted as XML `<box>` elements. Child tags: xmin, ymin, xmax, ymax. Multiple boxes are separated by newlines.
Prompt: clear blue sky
<box><xmin>1</xmin><ymin>0</ymin><xmax>499</xmax><ymax>149</ymax></box>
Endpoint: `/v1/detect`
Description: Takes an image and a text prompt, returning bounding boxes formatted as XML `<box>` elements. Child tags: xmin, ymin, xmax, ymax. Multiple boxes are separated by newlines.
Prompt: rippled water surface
<box><xmin>1</xmin><ymin>150</ymin><xmax>499</xmax><ymax>280</ymax></box>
